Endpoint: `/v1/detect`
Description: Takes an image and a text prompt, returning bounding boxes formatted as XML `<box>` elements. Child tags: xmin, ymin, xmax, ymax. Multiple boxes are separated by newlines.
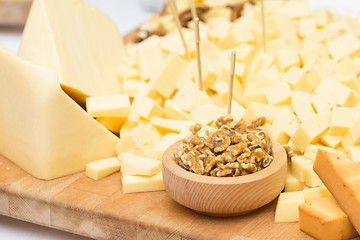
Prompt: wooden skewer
<box><xmin>194</xmin><ymin>17</ymin><xmax>203</xmax><ymax>91</ymax></box>
<box><xmin>260</xmin><ymin>0</ymin><xmax>267</xmax><ymax>53</ymax></box>
<box><xmin>168</xmin><ymin>0</ymin><xmax>191</xmax><ymax>61</ymax></box>
<box><xmin>227</xmin><ymin>50</ymin><xmax>236</xmax><ymax>115</ymax></box>
<box><xmin>190</xmin><ymin>0</ymin><xmax>197</xmax><ymax>20</ymax></box>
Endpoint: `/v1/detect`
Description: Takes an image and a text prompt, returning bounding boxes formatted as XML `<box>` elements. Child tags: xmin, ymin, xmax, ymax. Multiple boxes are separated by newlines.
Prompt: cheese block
<box><xmin>314</xmin><ymin>150</ymin><xmax>360</xmax><ymax>234</ymax></box>
<box><xmin>0</xmin><ymin>46</ymin><xmax>118</xmax><ymax>180</ymax></box>
<box><xmin>138</xmin><ymin>97</ymin><xmax>164</xmax><ymax>120</ymax></box>
<box><xmin>303</xmin><ymin>164</ymin><xmax>322</xmax><ymax>188</ymax></box>
<box><xmin>18</xmin><ymin>0</ymin><xmax>124</xmax><ymax>97</ymax></box>
<box><xmin>121</xmin><ymin>153</ymin><xmax>161</xmax><ymax>176</ymax></box>
<box><xmin>304</xmin><ymin>144</ymin><xmax>343</xmax><ymax>161</ymax></box>
<box><xmin>136</xmin><ymin>44</ymin><xmax>164</xmax><ymax>82</ymax></box>
<box><xmin>86</xmin><ymin>157</ymin><xmax>120</xmax><ymax>180</ymax></box>
<box><xmin>265</xmin><ymin>81</ymin><xmax>291</xmax><ymax>106</ymax></box>
<box><xmin>320</xmin><ymin>130</ymin><xmax>343</xmax><ymax>148</ymax></box>
<box><xmin>86</xmin><ymin>94</ymin><xmax>130</xmax><ymax>118</ymax></box>
<box><xmin>299</xmin><ymin>196</ymin><xmax>358</xmax><ymax>240</ymax></box>
<box><xmin>274</xmin><ymin>191</ymin><xmax>305</xmax><ymax>223</ymax></box>
<box><xmin>285</xmin><ymin>170</ymin><xmax>305</xmax><ymax>192</ymax></box>
<box><xmin>151</xmin><ymin>117</ymin><xmax>195</xmax><ymax>133</ymax></box>
<box><xmin>291</xmin><ymin>155</ymin><xmax>313</xmax><ymax>182</ymax></box>
<box><xmin>122</xmin><ymin>171</ymin><xmax>165</xmax><ymax>194</ymax></box>
<box><xmin>189</xmin><ymin>104</ymin><xmax>225</xmax><ymax>126</ymax></box>
<box><xmin>302</xmin><ymin>186</ymin><xmax>331</xmax><ymax>203</ymax></box>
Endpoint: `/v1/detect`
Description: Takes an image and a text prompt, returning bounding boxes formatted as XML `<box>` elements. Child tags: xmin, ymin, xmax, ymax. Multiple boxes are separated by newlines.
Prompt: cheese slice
<box><xmin>86</xmin><ymin>157</ymin><xmax>120</xmax><ymax>180</ymax></box>
<box><xmin>299</xmin><ymin>196</ymin><xmax>358</xmax><ymax>240</ymax></box>
<box><xmin>122</xmin><ymin>171</ymin><xmax>165</xmax><ymax>194</ymax></box>
<box><xmin>314</xmin><ymin>150</ymin><xmax>360</xmax><ymax>235</ymax></box>
<box><xmin>18</xmin><ymin>0</ymin><xmax>124</xmax><ymax>97</ymax></box>
<box><xmin>121</xmin><ymin>153</ymin><xmax>161</xmax><ymax>176</ymax></box>
<box><xmin>0</xmin><ymin>46</ymin><xmax>118</xmax><ymax>180</ymax></box>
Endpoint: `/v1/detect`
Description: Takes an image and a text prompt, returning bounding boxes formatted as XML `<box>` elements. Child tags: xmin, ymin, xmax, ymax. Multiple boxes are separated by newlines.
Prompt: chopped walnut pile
<box><xmin>174</xmin><ymin>115</ymin><xmax>273</xmax><ymax>177</ymax></box>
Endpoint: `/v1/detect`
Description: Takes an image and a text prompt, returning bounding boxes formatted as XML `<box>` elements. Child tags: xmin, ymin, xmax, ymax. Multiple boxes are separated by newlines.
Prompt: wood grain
<box><xmin>0</xmin><ymin>0</ymin><xmax>31</xmax><ymax>27</ymax></box>
<box><xmin>162</xmin><ymin>141</ymin><xmax>287</xmax><ymax>217</ymax></box>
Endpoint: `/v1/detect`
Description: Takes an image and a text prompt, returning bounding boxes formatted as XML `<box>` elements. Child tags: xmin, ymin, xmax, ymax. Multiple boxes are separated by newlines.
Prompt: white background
<box><xmin>0</xmin><ymin>0</ymin><xmax>359</xmax><ymax>239</ymax></box>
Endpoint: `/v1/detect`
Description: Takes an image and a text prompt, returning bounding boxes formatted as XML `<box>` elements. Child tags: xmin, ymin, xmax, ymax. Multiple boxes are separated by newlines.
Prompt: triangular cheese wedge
<box><xmin>314</xmin><ymin>150</ymin><xmax>360</xmax><ymax>235</ymax></box>
<box><xmin>0</xmin><ymin>46</ymin><xmax>119</xmax><ymax>180</ymax></box>
<box><xmin>18</xmin><ymin>0</ymin><xmax>124</xmax><ymax>99</ymax></box>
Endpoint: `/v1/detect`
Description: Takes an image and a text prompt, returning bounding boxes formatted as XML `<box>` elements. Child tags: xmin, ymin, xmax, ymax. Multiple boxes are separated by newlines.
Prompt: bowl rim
<box><xmin>162</xmin><ymin>140</ymin><xmax>287</xmax><ymax>186</ymax></box>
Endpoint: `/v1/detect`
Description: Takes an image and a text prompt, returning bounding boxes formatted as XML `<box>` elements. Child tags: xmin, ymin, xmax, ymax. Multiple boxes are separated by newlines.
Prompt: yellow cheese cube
<box><xmin>243</xmin><ymin>102</ymin><xmax>277</xmax><ymax>124</ymax></box>
<box><xmin>149</xmin><ymin>53</ymin><xmax>188</xmax><ymax>98</ymax></box>
<box><xmin>138</xmin><ymin>97</ymin><xmax>164</xmax><ymax>120</ymax></box>
<box><xmin>128</xmin><ymin>84</ymin><xmax>157</xmax><ymax>122</ymax></box>
<box><xmin>341</xmin><ymin>132</ymin><xmax>355</xmax><ymax>152</ymax></box>
<box><xmin>270</xmin><ymin>13</ymin><xmax>297</xmax><ymax>41</ymax></box>
<box><xmin>121</xmin><ymin>153</ymin><xmax>161</xmax><ymax>176</ymax></box>
<box><xmin>116</xmin><ymin>123</ymin><xmax>152</xmax><ymax>154</ymax></box>
<box><xmin>285</xmin><ymin>170</ymin><xmax>305</xmax><ymax>192</ymax></box>
<box><xmin>304</xmin><ymin>144</ymin><xmax>344</xmax><ymax>161</ymax></box>
<box><xmin>151</xmin><ymin>117</ymin><xmax>195</xmax><ymax>133</ymax></box>
<box><xmin>348</xmin><ymin>145</ymin><xmax>360</xmax><ymax>162</ymax></box>
<box><xmin>291</xmin><ymin>155</ymin><xmax>313</xmax><ymax>182</ymax></box>
<box><xmin>316</xmin><ymin>79</ymin><xmax>357</xmax><ymax>107</ymax></box>
<box><xmin>303</xmin><ymin>164</ymin><xmax>322</xmax><ymax>188</ymax></box>
<box><xmin>306</xmin><ymin>64</ymin><xmax>324</xmax><ymax>89</ymax></box>
<box><xmin>163</xmin><ymin>99</ymin><xmax>189</xmax><ymax>120</ymax></box>
<box><xmin>273</xmin><ymin>107</ymin><xmax>300</xmax><ymax>137</ymax></box>
<box><xmin>290</xmin><ymin>110</ymin><xmax>332</xmax><ymax>153</ymax></box>
<box><xmin>337</xmin><ymin>75</ymin><xmax>360</xmax><ymax>93</ymax></box>
<box><xmin>329</xmin><ymin>107</ymin><xmax>355</xmax><ymax>136</ymax></box>
<box><xmin>311</xmin><ymin>91</ymin><xmax>336</xmax><ymax>113</ymax></box>
<box><xmin>86</xmin><ymin>94</ymin><xmax>130</xmax><ymax>118</ymax></box>
<box><xmin>291</xmin><ymin>90</ymin><xmax>315</xmax><ymax>123</ymax></box>
<box><xmin>122</xmin><ymin>80</ymin><xmax>145</xmax><ymax>98</ymax></box>
<box><xmin>156</xmin><ymin>133</ymin><xmax>181</xmax><ymax>160</ymax></box>
<box><xmin>314</xmin><ymin>151</ymin><xmax>360</xmax><ymax>235</ymax></box>
<box><xmin>300</xmin><ymin>43</ymin><xmax>330</xmax><ymax>67</ymax></box>
<box><xmin>315</xmin><ymin>9</ymin><xmax>333</xmax><ymax>27</ymax></box>
<box><xmin>188</xmin><ymin>37</ymin><xmax>219</xmax><ymax>59</ymax></box>
<box><xmin>243</xmin><ymin>86</ymin><xmax>267</xmax><ymax>106</ymax></box>
<box><xmin>86</xmin><ymin>157</ymin><xmax>120</xmax><ymax>180</ymax></box>
<box><xmin>207</xmin><ymin>18</ymin><xmax>232</xmax><ymax>41</ymax></box>
<box><xmin>136</xmin><ymin>45</ymin><xmax>163</xmax><ymax>81</ymax></box>
<box><xmin>302</xmin><ymin>186</ymin><xmax>331</xmax><ymax>203</ymax></box>
<box><xmin>247</xmin><ymin>52</ymin><xmax>275</xmax><ymax>79</ymax></box>
<box><xmin>118</xmin><ymin>65</ymin><xmax>140</xmax><ymax>80</ymax></box>
<box><xmin>335</xmin><ymin>56</ymin><xmax>360</xmax><ymax>76</ymax></box>
<box><xmin>299</xmin><ymin>196</ymin><xmax>358</xmax><ymax>240</ymax></box>
<box><xmin>194</xmin><ymin>57</ymin><xmax>218</xmax><ymax>90</ymax></box>
<box><xmin>276</xmin><ymin>46</ymin><xmax>300</xmax><ymax>72</ymax></box>
<box><xmin>266</xmin><ymin>37</ymin><xmax>287</xmax><ymax>55</ymax></box>
<box><xmin>122</xmin><ymin>171</ymin><xmax>165</xmax><ymax>194</ymax></box>
<box><xmin>96</xmin><ymin>117</ymin><xmax>126</xmax><ymax>133</ymax></box>
<box><xmin>264</xmin><ymin>123</ymin><xmax>290</xmax><ymax>145</ymax></box>
<box><xmin>274</xmin><ymin>191</ymin><xmax>305</xmax><ymax>223</ymax></box>
<box><xmin>265</xmin><ymin>81</ymin><xmax>291</xmax><ymax>106</ymax></box>
<box><xmin>253</xmin><ymin>69</ymin><xmax>279</xmax><ymax>88</ymax></box>
<box><xmin>326</xmin><ymin>33</ymin><xmax>360</xmax><ymax>61</ymax></box>
<box><xmin>230</xmin><ymin>24</ymin><xmax>254</xmax><ymax>44</ymax></box>
<box><xmin>320</xmin><ymin>130</ymin><xmax>342</xmax><ymax>148</ymax></box>
<box><xmin>233</xmin><ymin>43</ymin><xmax>255</xmax><ymax>63</ymax></box>
<box><xmin>119</xmin><ymin>120</ymin><xmax>138</xmax><ymax>138</ymax></box>
<box><xmin>298</xmin><ymin>18</ymin><xmax>316</xmax><ymax>37</ymax></box>
<box><xmin>283</xmin><ymin>66</ymin><xmax>312</xmax><ymax>92</ymax></box>
<box><xmin>229</xmin><ymin>100</ymin><xmax>246</xmax><ymax>121</ymax></box>
<box><xmin>189</xmin><ymin>104</ymin><xmax>225</xmax><ymax>126</ymax></box>
<box><xmin>347</xmin><ymin>119</ymin><xmax>360</xmax><ymax>144</ymax></box>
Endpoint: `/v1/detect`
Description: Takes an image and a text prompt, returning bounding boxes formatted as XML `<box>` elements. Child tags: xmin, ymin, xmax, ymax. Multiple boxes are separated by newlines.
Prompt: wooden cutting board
<box><xmin>0</xmin><ymin>153</ymin><xmax>332</xmax><ymax>240</ymax></box>
<box><xmin>0</xmin><ymin>0</ymin><xmax>31</xmax><ymax>27</ymax></box>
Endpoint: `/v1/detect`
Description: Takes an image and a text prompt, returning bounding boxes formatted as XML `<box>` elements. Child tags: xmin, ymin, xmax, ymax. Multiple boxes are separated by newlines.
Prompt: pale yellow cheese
<box><xmin>304</xmin><ymin>144</ymin><xmax>344</xmax><ymax>161</ymax></box>
<box><xmin>347</xmin><ymin>119</ymin><xmax>360</xmax><ymax>144</ymax></box>
<box><xmin>341</xmin><ymin>132</ymin><xmax>355</xmax><ymax>152</ymax></box>
<box><xmin>86</xmin><ymin>157</ymin><xmax>120</xmax><ymax>180</ymax></box>
<box><xmin>136</xmin><ymin>44</ymin><xmax>164</xmax><ymax>81</ymax></box>
<box><xmin>298</xmin><ymin>18</ymin><xmax>316</xmax><ymax>38</ymax></box>
<box><xmin>163</xmin><ymin>99</ymin><xmax>190</xmax><ymax>120</ymax></box>
<box><xmin>335</xmin><ymin>56</ymin><xmax>360</xmax><ymax>76</ymax></box>
<box><xmin>320</xmin><ymin>130</ymin><xmax>343</xmax><ymax>148</ymax></box>
<box><xmin>303</xmin><ymin>164</ymin><xmax>322</xmax><ymax>188</ymax></box>
<box><xmin>252</xmin><ymin>69</ymin><xmax>279</xmax><ymax>88</ymax></box>
<box><xmin>156</xmin><ymin>133</ymin><xmax>180</xmax><ymax>160</ymax></box>
<box><xmin>283</xmin><ymin>66</ymin><xmax>313</xmax><ymax>92</ymax></box>
<box><xmin>337</xmin><ymin>75</ymin><xmax>360</xmax><ymax>93</ymax></box>
<box><xmin>96</xmin><ymin>117</ymin><xmax>126</xmax><ymax>133</ymax></box>
<box><xmin>229</xmin><ymin>100</ymin><xmax>246</xmax><ymax>121</ymax></box>
<box><xmin>151</xmin><ymin>117</ymin><xmax>195</xmax><ymax>133</ymax></box>
<box><xmin>315</xmin><ymin>9</ymin><xmax>333</xmax><ymax>27</ymax></box>
<box><xmin>122</xmin><ymin>80</ymin><xmax>146</xmax><ymax>98</ymax></box>
<box><xmin>264</xmin><ymin>123</ymin><xmax>290</xmax><ymax>145</ymax></box>
<box><xmin>326</xmin><ymin>33</ymin><xmax>360</xmax><ymax>61</ymax></box>
<box><xmin>302</xmin><ymin>186</ymin><xmax>331</xmax><ymax>203</ymax></box>
<box><xmin>119</xmin><ymin>120</ymin><xmax>138</xmax><ymax>138</ymax></box>
<box><xmin>18</xmin><ymin>0</ymin><xmax>124</xmax><ymax>97</ymax></box>
<box><xmin>299</xmin><ymin>196</ymin><xmax>358</xmax><ymax>240</ymax></box>
<box><xmin>0</xmin><ymin>46</ymin><xmax>118</xmax><ymax>180</ymax></box>
<box><xmin>243</xmin><ymin>102</ymin><xmax>277</xmax><ymax>124</ymax></box>
<box><xmin>311</xmin><ymin>91</ymin><xmax>335</xmax><ymax>113</ymax></box>
<box><xmin>86</xmin><ymin>94</ymin><xmax>130</xmax><ymax>118</ymax></box>
<box><xmin>189</xmin><ymin>104</ymin><xmax>225</xmax><ymax>126</ymax></box>
<box><xmin>316</xmin><ymin>79</ymin><xmax>357</xmax><ymax>107</ymax></box>
<box><xmin>122</xmin><ymin>171</ymin><xmax>165</xmax><ymax>194</ymax></box>
<box><xmin>291</xmin><ymin>155</ymin><xmax>313</xmax><ymax>182</ymax></box>
<box><xmin>291</xmin><ymin>90</ymin><xmax>315</xmax><ymax>123</ymax></box>
<box><xmin>274</xmin><ymin>191</ymin><xmax>305</xmax><ymax>223</ymax></box>
<box><xmin>300</xmin><ymin>43</ymin><xmax>330</xmax><ymax>67</ymax></box>
<box><xmin>194</xmin><ymin>56</ymin><xmax>218</xmax><ymax>90</ymax></box>
<box><xmin>285</xmin><ymin>169</ymin><xmax>305</xmax><ymax>192</ymax></box>
<box><xmin>272</xmin><ymin>107</ymin><xmax>300</xmax><ymax>138</ymax></box>
<box><xmin>121</xmin><ymin>153</ymin><xmax>161</xmax><ymax>176</ymax></box>
<box><xmin>138</xmin><ymin>97</ymin><xmax>164</xmax><ymax>120</ymax></box>
<box><xmin>149</xmin><ymin>53</ymin><xmax>188</xmax><ymax>98</ymax></box>
<box><xmin>348</xmin><ymin>145</ymin><xmax>360</xmax><ymax>162</ymax></box>
<box><xmin>276</xmin><ymin>46</ymin><xmax>300</xmax><ymax>72</ymax></box>
<box><xmin>128</xmin><ymin>83</ymin><xmax>158</xmax><ymax>122</ymax></box>
<box><xmin>243</xmin><ymin>86</ymin><xmax>267</xmax><ymax>106</ymax></box>
<box><xmin>265</xmin><ymin>81</ymin><xmax>291</xmax><ymax>106</ymax></box>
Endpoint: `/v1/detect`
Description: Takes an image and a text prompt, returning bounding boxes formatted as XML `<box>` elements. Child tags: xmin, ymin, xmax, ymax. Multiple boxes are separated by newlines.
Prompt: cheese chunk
<box><xmin>122</xmin><ymin>80</ymin><xmax>145</xmax><ymax>98</ymax></box>
<box><xmin>320</xmin><ymin>130</ymin><xmax>343</xmax><ymax>148</ymax></box>
<box><xmin>312</xmin><ymin>91</ymin><xmax>335</xmax><ymax>113</ymax></box>
<box><xmin>264</xmin><ymin>124</ymin><xmax>289</xmax><ymax>145</ymax></box>
<box><xmin>243</xmin><ymin>102</ymin><xmax>276</xmax><ymax>124</ymax></box>
<box><xmin>282</xmin><ymin>66</ymin><xmax>313</xmax><ymax>92</ymax></box>
<box><xmin>291</xmin><ymin>156</ymin><xmax>313</xmax><ymax>182</ymax></box>
<box><xmin>136</xmin><ymin>45</ymin><xmax>163</xmax><ymax>81</ymax></box>
<box><xmin>291</xmin><ymin>90</ymin><xmax>315</xmax><ymax>123</ymax></box>
<box><xmin>86</xmin><ymin>94</ymin><xmax>130</xmax><ymax>118</ymax></box>
<box><xmin>276</xmin><ymin>47</ymin><xmax>300</xmax><ymax>72</ymax></box>
<box><xmin>265</xmin><ymin>81</ymin><xmax>291</xmax><ymax>106</ymax></box>
<box><xmin>18</xmin><ymin>0</ymin><xmax>124</xmax><ymax>97</ymax></box>
<box><xmin>149</xmin><ymin>53</ymin><xmax>188</xmax><ymax>98</ymax></box>
<box><xmin>189</xmin><ymin>104</ymin><xmax>225</xmax><ymax>126</ymax></box>
<box><xmin>302</xmin><ymin>186</ymin><xmax>331</xmax><ymax>203</ymax></box>
<box><xmin>96</xmin><ymin>117</ymin><xmax>126</xmax><ymax>133</ymax></box>
<box><xmin>285</xmin><ymin>170</ymin><xmax>305</xmax><ymax>192</ymax></box>
<box><xmin>86</xmin><ymin>157</ymin><xmax>120</xmax><ymax>180</ymax></box>
<box><xmin>330</xmin><ymin>107</ymin><xmax>355</xmax><ymax>136</ymax></box>
<box><xmin>163</xmin><ymin>99</ymin><xmax>189</xmax><ymax>120</ymax></box>
<box><xmin>229</xmin><ymin>100</ymin><xmax>246</xmax><ymax>121</ymax></box>
<box><xmin>299</xmin><ymin>196</ymin><xmax>358</xmax><ymax>240</ymax></box>
<box><xmin>326</xmin><ymin>33</ymin><xmax>360</xmax><ymax>61</ymax></box>
<box><xmin>138</xmin><ymin>97</ymin><xmax>164</xmax><ymax>120</ymax></box>
<box><xmin>304</xmin><ymin>144</ymin><xmax>344</xmax><ymax>161</ymax></box>
<box><xmin>156</xmin><ymin>133</ymin><xmax>180</xmax><ymax>160</ymax></box>
<box><xmin>151</xmin><ymin>117</ymin><xmax>195</xmax><ymax>133</ymax></box>
<box><xmin>121</xmin><ymin>153</ymin><xmax>161</xmax><ymax>176</ymax></box>
<box><xmin>274</xmin><ymin>191</ymin><xmax>305</xmax><ymax>223</ymax></box>
<box><xmin>314</xmin><ymin>150</ymin><xmax>360</xmax><ymax>235</ymax></box>
<box><xmin>0</xmin><ymin>46</ymin><xmax>118</xmax><ymax>180</ymax></box>
<box><xmin>347</xmin><ymin>119</ymin><xmax>360</xmax><ymax>144</ymax></box>
<box><xmin>122</xmin><ymin>171</ymin><xmax>165</xmax><ymax>194</ymax></box>
<box><xmin>303</xmin><ymin>164</ymin><xmax>322</xmax><ymax>188</ymax></box>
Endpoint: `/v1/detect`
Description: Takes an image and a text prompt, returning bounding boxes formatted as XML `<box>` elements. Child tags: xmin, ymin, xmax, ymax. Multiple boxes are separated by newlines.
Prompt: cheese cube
<box><xmin>138</xmin><ymin>97</ymin><xmax>164</xmax><ymax>120</ymax></box>
<box><xmin>121</xmin><ymin>153</ymin><xmax>161</xmax><ymax>176</ymax></box>
<box><xmin>298</xmin><ymin>18</ymin><xmax>316</xmax><ymax>37</ymax></box>
<box><xmin>348</xmin><ymin>145</ymin><xmax>360</xmax><ymax>162</ymax></box>
<box><xmin>156</xmin><ymin>133</ymin><xmax>180</xmax><ymax>160</ymax></box>
<box><xmin>300</xmin><ymin>43</ymin><xmax>330</xmax><ymax>67</ymax></box>
<box><xmin>302</xmin><ymin>186</ymin><xmax>331</xmax><ymax>203</ymax></box>
<box><xmin>347</xmin><ymin>119</ymin><xmax>360</xmax><ymax>144</ymax></box>
<box><xmin>290</xmin><ymin>110</ymin><xmax>332</xmax><ymax>153</ymax></box>
<box><xmin>96</xmin><ymin>117</ymin><xmax>126</xmax><ymax>133</ymax></box>
<box><xmin>273</xmin><ymin>107</ymin><xmax>300</xmax><ymax>137</ymax></box>
<box><xmin>243</xmin><ymin>86</ymin><xmax>267</xmax><ymax>106</ymax></box>
<box><xmin>314</xmin><ymin>151</ymin><xmax>360</xmax><ymax>235</ymax></box>
<box><xmin>303</xmin><ymin>164</ymin><xmax>322</xmax><ymax>188</ymax></box>
<box><xmin>276</xmin><ymin>47</ymin><xmax>300</xmax><ymax>72</ymax></box>
<box><xmin>243</xmin><ymin>102</ymin><xmax>277</xmax><ymax>124</ymax></box>
<box><xmin>299</xmin><ymin>196</ymin><xmax>358</xmax><ymax>240</ymax></box>
<box><xmin>315</xmin><ymin>9</ymin><xmax>333</xmax><ymax>27</ymax></box>
<box><xmin>151</xmin><ymin>117</ymin><xmax>195</xmax><ymax>133</ymax></box>
<box><xmin>233</xmin><ymin>43</ymin><xmax>255</xmax><ymax>63</ymax></box>
<box><xmin>316</xmin><ymin>79</ymin><xmax>357</xmax><ymax>107</ymax></box>
<box><xmin>86</xmin><ymin>94</ymin><xmax>130</xmax><ymax>118</ymax></box>
<box><xmin>337</xmin><ymin>75</ymin><xmax>360</xmax><ymax>93</ymax></box>
<box><xmin>119</xmin><ymin>120</ymin><xmax>138</xmax><ymax>138</ymax></box>
<box><xmin>335</xmin><ymin>56</ymin><xmax>360</xmax><ymax>76</ymax></box>
<box><xmin>329</xmin><ymin>107</ymin><xmax>355</xmax><ymax>136</ymax></box>
<box><xmin>306</xmin><ymin>64</ymin><xmax>324</xmax><ymax>89</ymax></box>
<box><xmin>116</xmin><ymin>124</ymin><xmax>152</xmax><ymax>154</ymax></box>
<box><xmin>122</xmin><ymin>80</ymin><xmax>145</xmax><ymax>98</ymax></box>
<box><xmin>231</xmin><ymin>24</ymin><xmax>254</xmax><ymax>44</ymax></box>
<box><xmin>320</xmin><ymin>130</ymin><xmax>342</xmax><ymax>148</ymax></box>
<box><xmin>304</xmin><ymin>144</ymin><xmax>344</xmax><ymax>161</ymax></box>
<box><xmin>291</xmin><ymin>91</ymin><xmax>315</xmax><ymax>123</ymax></box>
<box><xmin>189</xmin><ymin>104</ymin><xmax>225</xmax><ymax>126</ymax></box>
<box><xmin>264</xmin><ymin>124</ymin><xmax>289</xmax><ymax>145</ymax></box>
<box><xmin>282</xmin><ymin>67</ymin><xmax>312</xmax><ymax>92</ymax></box>
<box><xmin>326</xmin><ymin>33</ymin><xmax>360</xmax><ymax>61</ymax></box>
<box><xmin>247</xmin><ymin>52</ymin><xmax>275</xmax><ymax>79</ymax></box>
<box><xmin>265</xmin><ymin>81</ymin><xmax>291</xmax><ymax>106</ymax></box>
<box><xmin>253</xmin><ymin>69</ymin><xmax>279</xmax><ymax>88</ymax></box>
<box><xmin>86</xmin><ymin>157</ymin><xmax>120</xmax><ymax>180</ymax></box>
<box><xmin>128</xmin><ymin>84</ymin><xmax>157</xmax><ymax>122</ymax></box>
<box><xmin>194</xmin><ymin>57</ymin><xmax>218</xmax><ymax>90</ymax></box>
<box><xmin>122</xmin><ymin>171</ymin><xmax>165</xmax><ymax>194</ymax></box>
<box><xmin>274</xmin><ymin>191</ymin><xmax>305</xmax><ymax>223</ymax></box>
<box><xmin>136</xmin><ymin>45</ymin><xmax>163</xmax><ymax>81</ymax></box>
<box><xmin>163</xmin><ymin>99</ymin><xmax>189</xmax><ymax>120</ymax></box>
<box><xmin>311</xmin><ymin>91</ymin><xmax>335</xmax><ymax>113</ymax></box>
<box><xmin>341</xmin><ymin>132</ymin><xmax>355</xmax><ymax>152</ymax></box>
<box><xmin>285</xmin><ymin>170</ymin><xmax>305</xmax><ymax>192</ymax></box>
<box><xmin>118</xmin><ymin>65</ymin><xmax>140</xmax><ymax>80</ymax></box>
<box><xmin>229</xmin><ymin>100</ymin><xmax>246</xmax><ymax>121</ymax></box>
<box><xmin>149</xmin><ymin>53</ymin><xmax>188</xmax><ymax>98</ymax></box>
<box><xmin>291</xmin><ymin>155</ymin><xmax>313</xmax><ymax>182</ymax></box>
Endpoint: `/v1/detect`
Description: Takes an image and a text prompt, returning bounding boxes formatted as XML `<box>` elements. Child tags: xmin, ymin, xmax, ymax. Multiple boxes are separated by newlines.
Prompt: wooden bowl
<box><xmin>162</xmin><ymin>141</ymin><xmax>287</xmax><ymax>217</ymax></box>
